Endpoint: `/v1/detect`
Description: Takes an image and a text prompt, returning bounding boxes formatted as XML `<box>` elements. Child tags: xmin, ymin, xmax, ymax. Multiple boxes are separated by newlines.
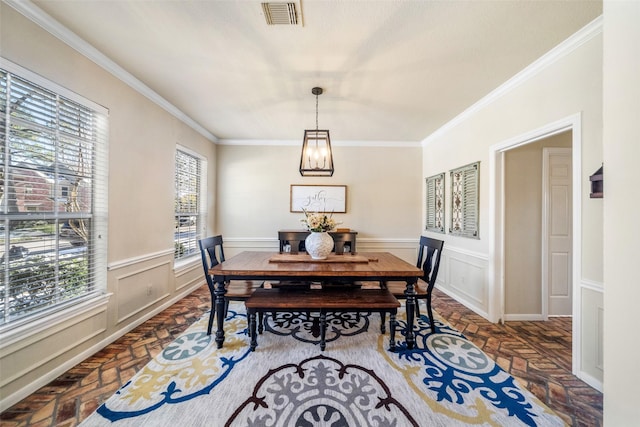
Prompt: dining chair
<box><xmin>329</xmin><ymin>232</ymin><xmax>356</xmax><ymax>255</ymax></box>
<box><xmin>278</xmin><ymin>230</ymin><xmax>307</xmax><ymax>254</ymax></box>
<box><xmin>277</xmin><ymin>230</ymin><xmax>357</xmax><ymax>255</ymax></box>
<box><xmin>382</xmin><ymin>236</ymin><xmax>444</xmax><ymax>332</ymax></box>
<box><xmin>275</xmin><ymin>230</ymin><xmax>358</xmax><ymax>289</ymax></box>
<box><xmin>198</xmin><ymin>235</ymin><xmax>263</xmax><ymax>335</ymax></box>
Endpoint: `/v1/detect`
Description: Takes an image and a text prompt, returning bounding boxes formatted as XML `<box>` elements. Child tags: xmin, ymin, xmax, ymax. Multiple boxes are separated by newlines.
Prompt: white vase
<box><xmin>305</xmin><ymin>232</ymin><xmax>334</xmax><ymax>260</ymax></box>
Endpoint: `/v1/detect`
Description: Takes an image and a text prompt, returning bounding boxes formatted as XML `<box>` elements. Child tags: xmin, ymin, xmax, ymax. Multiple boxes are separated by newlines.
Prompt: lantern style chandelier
<box><xmin>299</xmin><ymin>87</ymin><xmax>334</xmax><ymax>176</ymax></box>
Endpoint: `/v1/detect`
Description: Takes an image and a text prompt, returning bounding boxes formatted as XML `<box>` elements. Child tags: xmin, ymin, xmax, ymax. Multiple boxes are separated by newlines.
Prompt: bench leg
<box><xmin>320</xmin><ymin>311</ymin><xmax>327</xmax><ymax>351</ymax></box>
<box><xmin>249</xmin><ymin>311</ymin><xmax>258</xmax><ymax>351</ymax></box>
<box><xmin>389</xmin><ymin>310</ymin><xmax>397</xmax><ymax>352</ymax></box>
<box><xmin>258</xmin><ymin>312</ymin><xmax>264</xmax><ymax>334</ymax></box>
<box><xmin>380</xmin><ymin>311</ymin><xmax>386</xmax><ymax>334</ymax></box>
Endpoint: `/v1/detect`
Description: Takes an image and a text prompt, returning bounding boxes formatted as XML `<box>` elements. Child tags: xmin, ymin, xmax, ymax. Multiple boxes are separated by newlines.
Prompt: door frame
<box><xmin>488</xmin><ymin>113</ymin><xmax>581</xmax><ymax>374</ymax></box>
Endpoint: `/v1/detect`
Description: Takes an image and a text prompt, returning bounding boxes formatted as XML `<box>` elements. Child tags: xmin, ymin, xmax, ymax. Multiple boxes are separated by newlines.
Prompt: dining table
<box><xmin>209</xmin><ymin>251</ymin><xmax>423</xmax><ymax>350</ymax></box>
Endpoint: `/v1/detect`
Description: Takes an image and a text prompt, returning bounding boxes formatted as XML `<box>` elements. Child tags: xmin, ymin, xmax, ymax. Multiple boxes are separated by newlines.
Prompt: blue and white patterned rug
<box><xmin>80</xmin><ymin>302</ymin><xmax>564</xmax><ymax>426</ymax></box>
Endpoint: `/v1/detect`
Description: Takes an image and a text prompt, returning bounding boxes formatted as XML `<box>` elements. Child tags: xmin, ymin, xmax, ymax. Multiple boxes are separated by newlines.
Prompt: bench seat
<box><xmin>245</xmin><ymin>287</ymin><xmax>400</xmax><ymax>351</ymax></box>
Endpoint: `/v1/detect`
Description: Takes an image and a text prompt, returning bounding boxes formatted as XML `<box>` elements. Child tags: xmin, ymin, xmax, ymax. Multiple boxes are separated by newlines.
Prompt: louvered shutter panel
<box><xmin>462</xmin><ymin>166</ymin><xmax>479</xmax><ymax>237</ymax></box>
<box><xmin>425</xmin><ymin>173</ymin><xmax>445</xmax><ymax>233</ymax></box>
<box><xmin>426</xmin><ymin>178</ymin><xmax>436</xmax><ymax>229</ymax></box>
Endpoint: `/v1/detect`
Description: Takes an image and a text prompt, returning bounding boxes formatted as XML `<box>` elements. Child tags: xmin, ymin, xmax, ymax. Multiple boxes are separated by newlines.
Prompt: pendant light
<box><xmin>299</xmin><ymin>87</ymin><xmax>334</xmax><ymax>176</ymax></box>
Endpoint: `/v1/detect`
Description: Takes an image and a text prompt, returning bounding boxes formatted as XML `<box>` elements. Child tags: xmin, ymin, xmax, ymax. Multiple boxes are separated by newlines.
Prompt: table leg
<box><xmin>214</xmin><ymin>279</ymin><xmax>227</xmax><ymax>349</ymax></box>
<box><xmin>389</xmin><ymin>310</ymin><xmax>397</xmax><ymax>352</ymax></box>
<box><xmin>404</xmin><ymin>278</ymin><xmax>417</xmax><ymax>349</ymax></box>
<box><xmin>249</xmin><ymin>310</ymin><xmax>257</xmax><ymax>351</ymax></box>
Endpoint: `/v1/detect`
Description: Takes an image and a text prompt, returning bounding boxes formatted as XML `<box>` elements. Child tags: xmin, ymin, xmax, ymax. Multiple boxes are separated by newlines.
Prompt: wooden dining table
<box><xmin>209</xmin><ymin>251</ymin><xmax>423</xmax><ymax>350</ymax></box>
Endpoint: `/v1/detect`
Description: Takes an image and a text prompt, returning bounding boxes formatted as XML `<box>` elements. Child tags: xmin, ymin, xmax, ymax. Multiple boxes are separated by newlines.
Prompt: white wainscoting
<box><xmin>435</xmin><ymin>245</ymin><xmax>490</xmax><ymax>320</ymax></box>
<box><xmin>174</xmin><ymin>259</ymin><xmax>204</xmax><ymax>292</ymax></box>
<box><xmin>0</xmin><ymin>296</ymin><xmax>109</xmax><ymax>411</ymax></box>
<box><xmin>0</xmin><ymin>250</ymin><xmax>204</xmax><ymax>412</ymax></box>
<box><xmin>115</xmin><ymin>260</ymin><xmax>172</xmax><ymax>324</ymax></box>
<box><xmin>577</xmin><ymin>279</ymin><xmax>603</xmax><ymax>392</ymax></box>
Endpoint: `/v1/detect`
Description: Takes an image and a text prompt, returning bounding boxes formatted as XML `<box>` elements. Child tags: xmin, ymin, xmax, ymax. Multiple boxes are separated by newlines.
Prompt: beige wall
<box><xmin>0</xmin><ymin>5</ymin><xmax>216</xmax><ymax>408</ymax></box>
<box><xmin>603</xmin><ymin>0</ymin><xmax>640</xmax><ymax>423</ymax></box>
<box><xmin>504</xmin><ymin>132</ymin><xmax>572</xmax><ymax>315</ymax></box>
<box><xmin>422</xmin><ymin>25</ymin><xmax>603</xmax><ymax>387</ymax></box>
<box><xmin>216</xmin><ymin>144</ymin><xmax>423</xmax><ymax>248</ymax></box>
<box><xmin>423</xmin><ymin>33</ymin><xmax>603</xmax><ymax>281</ymax></box>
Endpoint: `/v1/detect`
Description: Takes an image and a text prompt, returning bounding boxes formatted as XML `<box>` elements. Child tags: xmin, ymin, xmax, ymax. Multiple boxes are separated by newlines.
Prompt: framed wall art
<box><xmin>290</xmin><ymin>185</ymin><xmax>347</xmax><ymax>213</ymax></box>
<box><xmin>425</xmin><ymin>172</ymin><xmax>445</xmax><ymax>233</ymax></box>
<box><xmin>450</xmin><ymin>161</ymin><xmax>480</xmax><ymax>239</ymax></box>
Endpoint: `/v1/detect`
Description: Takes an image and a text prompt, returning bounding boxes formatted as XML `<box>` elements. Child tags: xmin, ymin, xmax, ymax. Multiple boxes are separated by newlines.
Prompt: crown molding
<box><xmin>217</xmin><ymin>139</ymin><xmax>421</xmax><ymax>147</ymax></box>
<box><xmin>421</xmin><ymin>15</ymin><xmax>603</xmax><ymax>147</ymax></box>
<box><xmin>4</xmin><ymin>0</ymin><xmax>218</xmax><ymax>143</ymax></box>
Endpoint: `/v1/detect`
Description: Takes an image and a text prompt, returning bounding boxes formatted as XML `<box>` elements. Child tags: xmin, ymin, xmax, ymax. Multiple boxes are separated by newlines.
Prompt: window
<box><xmin>449</xmin><ymin>161</ymin><xmax>480</xmax><ymax>239</ymax></box>
<box><xmin>425</xmin><ymin>172</ymin><xmax>445</xmax><ymax>233</ymax></box>
<box><xmin>174</xmin><ymin>147</ymin><xmax>205</xmax><ymax>261</ymax></box>
<box><xmin>0</xmin><ymin>60</ymin><xmax>108</xmax><ymax>328</ymax></box>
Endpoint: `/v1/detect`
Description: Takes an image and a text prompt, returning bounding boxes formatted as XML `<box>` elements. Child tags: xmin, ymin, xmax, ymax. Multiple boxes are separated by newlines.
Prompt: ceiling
<box><xmin>28</xmin><ymin>0</ymin><xmax>602</xmax><ymax>144</ymax></box>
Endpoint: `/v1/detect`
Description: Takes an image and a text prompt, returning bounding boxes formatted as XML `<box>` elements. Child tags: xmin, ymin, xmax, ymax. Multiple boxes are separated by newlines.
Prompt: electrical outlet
<box><xmin>146</xmin><ymin>283</ymin><xmax>153</xmax><ymax>296</ymax></box>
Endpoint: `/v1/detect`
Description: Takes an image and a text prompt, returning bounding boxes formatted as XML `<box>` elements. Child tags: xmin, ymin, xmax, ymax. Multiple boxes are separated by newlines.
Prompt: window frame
<box><xmin>0</xmin><ymin>58</ymin><xmax>109</xmax><ymax>332</ymax></box>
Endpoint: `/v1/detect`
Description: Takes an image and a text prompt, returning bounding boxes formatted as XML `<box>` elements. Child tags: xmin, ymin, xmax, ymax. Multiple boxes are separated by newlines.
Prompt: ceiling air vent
<box><xmin>262</xmin><ymin>2</ymin><xmax>298</xmax><ymax>25</ymax></box>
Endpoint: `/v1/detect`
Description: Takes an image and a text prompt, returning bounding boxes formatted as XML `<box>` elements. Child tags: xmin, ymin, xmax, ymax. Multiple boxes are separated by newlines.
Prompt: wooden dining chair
<box><xmin>382</xmin><ymin>236</ymin><xmax>444</xmax><ymax>332</ymax></box>
<box><xmin>198</xmin><ymin>235</ymin><xmax>263</xmax><ymax>335</ymax></box>
<box><xmin>278</xmin><ymin>230</ymin><xmax>308</xmax><ymax>254</ymax></box>
<box><xmin>329</xmin><ymin>232</ymin><xmax>356</xmax><ymax>255</ymax></box>
<box><xmin>277</xmin><ymin>230</ymin><xmax>356</xmax><ymax>255</ymax></box>
<box><xmin>275</xmin><ymin>230</ymin><xmax>358</xmax><ymax>289</ymax></box>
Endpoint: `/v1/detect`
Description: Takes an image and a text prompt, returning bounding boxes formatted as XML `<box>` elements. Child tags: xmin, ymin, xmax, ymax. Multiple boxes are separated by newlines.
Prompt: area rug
<box><xmin>80</xmin><ymin>302</ymin><xmax>564</xmax><ymax>426</ymax></box>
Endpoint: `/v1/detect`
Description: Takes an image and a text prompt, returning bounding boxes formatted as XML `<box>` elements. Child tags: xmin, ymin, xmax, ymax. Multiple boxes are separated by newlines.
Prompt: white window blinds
<box><xmin>174</xmin><ymin>148</ymin><xmax>205</xmax><ymax>260</ymax></box>
<box><xmin>0</xmin><ymin>60</ymin><xmax>109</xmax><ymax>327</ymax></box>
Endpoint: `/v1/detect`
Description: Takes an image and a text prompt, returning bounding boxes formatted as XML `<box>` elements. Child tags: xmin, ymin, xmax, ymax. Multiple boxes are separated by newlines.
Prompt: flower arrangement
<box><xmin>300</xmin><ymin>209</ymin><xmax>339</xmax><ymax>232</ymax></box>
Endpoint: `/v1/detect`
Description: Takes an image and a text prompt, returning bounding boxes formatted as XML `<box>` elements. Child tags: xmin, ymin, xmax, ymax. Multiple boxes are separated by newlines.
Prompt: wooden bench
<box><xmin>245</xmin><ymin>287</ymin><xmax>400</xmax><ymax>351</ymax></box>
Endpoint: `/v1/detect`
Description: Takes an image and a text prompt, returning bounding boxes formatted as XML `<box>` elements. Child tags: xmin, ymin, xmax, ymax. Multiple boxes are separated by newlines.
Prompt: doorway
<box><xmin>488</xmin><ymin>113</ymin><xmax>582</xmax><ymax>375</ymax></box>
<box><xmin>503</xmin><ymin>135</ymin><xmax>572</xmax><ymax>320</ymax></box>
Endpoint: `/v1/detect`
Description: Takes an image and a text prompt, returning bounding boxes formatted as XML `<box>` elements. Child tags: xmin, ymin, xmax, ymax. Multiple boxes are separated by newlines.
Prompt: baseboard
<box><xmin>435</xmin><ymin>284</ymin><xmax>490</xmax><ymax>320</ymax></box>
<box><xmin>577</xmin><ymin>369</ymin><xmax>603</xmax><ymax>393</ymax></box>
<box><xmin>503</xmin><ymin>314</ymin><xmax>546</xmax><ymax>321</ymax></box>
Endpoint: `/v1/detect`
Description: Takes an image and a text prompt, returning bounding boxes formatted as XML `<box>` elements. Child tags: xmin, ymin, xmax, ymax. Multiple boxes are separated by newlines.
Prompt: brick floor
<box><xmin>0</xmin><ymin>285</ymin><xmax>602</xmax><ymax>427</ymax></box>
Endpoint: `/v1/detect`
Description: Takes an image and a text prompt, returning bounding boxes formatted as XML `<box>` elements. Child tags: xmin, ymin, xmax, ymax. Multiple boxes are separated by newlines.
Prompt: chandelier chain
<box><xmin>315</xmin><ymin>93</ymin><xmax>319</xmax><ymax>130</ymax></box>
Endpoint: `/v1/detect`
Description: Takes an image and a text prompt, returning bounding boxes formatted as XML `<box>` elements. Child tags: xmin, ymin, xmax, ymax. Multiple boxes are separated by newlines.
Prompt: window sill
<box><xmin>174</xmin><ymin>255</ymin><xmax>200</xmax><ymax>274</ymax></box>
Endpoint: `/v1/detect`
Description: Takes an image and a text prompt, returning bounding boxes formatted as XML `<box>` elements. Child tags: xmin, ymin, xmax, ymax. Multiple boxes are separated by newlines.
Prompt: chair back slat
<box><xmin>417</xmin><ymin>236</ymin><xmax>444</xmax><ymax>290</ymax></box>
<box><xmin>198</xmin><ymin>235</ymin><xmax>226</xmax><ymax>289</ymax></box>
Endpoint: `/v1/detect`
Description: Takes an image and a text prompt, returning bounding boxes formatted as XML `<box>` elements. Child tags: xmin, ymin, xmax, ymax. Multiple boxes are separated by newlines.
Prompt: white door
<box><xmin>543</xmin><ymin>148</ymin><xmax>572</xmax><ymax>317</ymax></box>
